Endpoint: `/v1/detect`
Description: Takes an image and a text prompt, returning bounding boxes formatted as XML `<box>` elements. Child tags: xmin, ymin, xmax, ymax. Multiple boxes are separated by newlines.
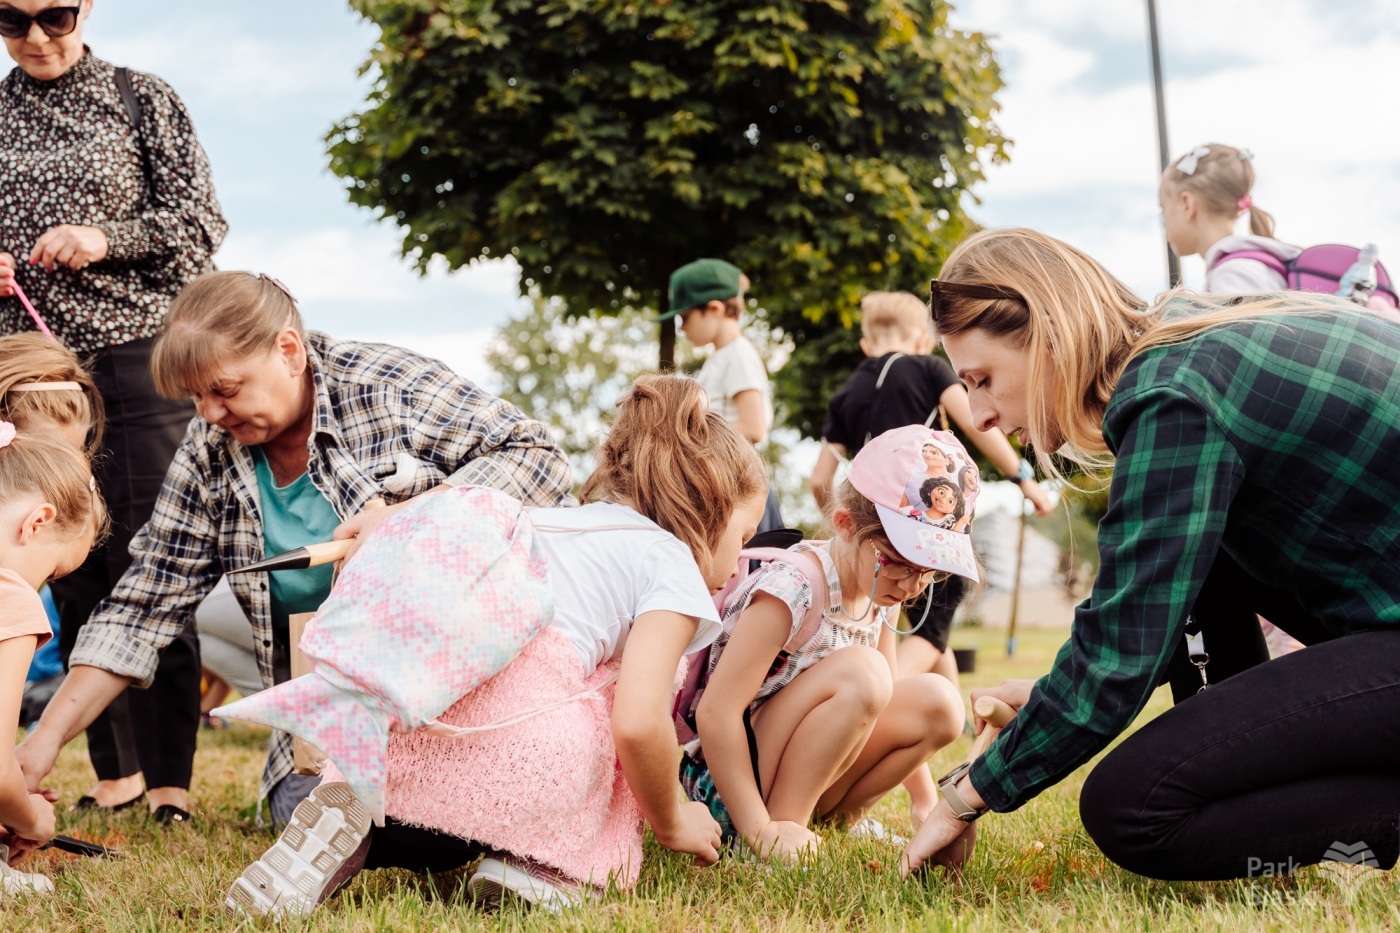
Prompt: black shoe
<box><xmin>69</xmin><ymin>791</ymin><xmax>146</xmax><ymax>814</ymax></box>
<box><xmin>152</xmin><ymin>804</ymin><xmax>193</xmax><ymax>826</ymax></box>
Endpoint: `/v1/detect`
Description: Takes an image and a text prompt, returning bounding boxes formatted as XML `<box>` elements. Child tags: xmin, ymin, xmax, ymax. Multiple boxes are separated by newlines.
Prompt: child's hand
<box><xmin>750</xmin><ymin>820</ymin><xmax>821</xmax><ymax>863</ymax></box>
<box><xmin>11</xmin><ymin>793</ymin><xmax>56</xmax><ymax>853</ymax></box>
<box><xmin>655</xmin><ymin>800</ymin><xmax>722</xmax><ymax>866</ymax></box>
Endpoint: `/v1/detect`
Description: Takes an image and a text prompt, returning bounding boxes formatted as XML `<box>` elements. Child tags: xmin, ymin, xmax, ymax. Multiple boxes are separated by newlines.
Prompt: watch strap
<box><xmin>938</xmin><ymin>762</ymin><xmax>988</xmax><ymax>822</ymax></box>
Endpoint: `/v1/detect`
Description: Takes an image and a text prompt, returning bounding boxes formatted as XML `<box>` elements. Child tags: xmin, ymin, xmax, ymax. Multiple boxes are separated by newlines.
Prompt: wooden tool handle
<box><xmin>966</xmin><ymin>695</ymin><xmax>1018</xmax><ymax>763</ymax></box>
<box><xmin>302</xmin><ymin>538</ymin><xmax>357</xmax><ymax>567</ymax></box>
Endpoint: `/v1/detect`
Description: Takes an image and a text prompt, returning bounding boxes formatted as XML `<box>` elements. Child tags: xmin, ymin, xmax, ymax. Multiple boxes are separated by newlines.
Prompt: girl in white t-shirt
<box><xmin>229</xmin><ymin>375</ymin><xmax>770</xmax><ymax>918</ymax></box>
<box><xmin>0</xmin><ymin>425</ymin><xmax>105</xmax><ymax>893</ymax></box>
<box><xmin>682</xmin><ymin>426</ymin><xmax>975</xmax><ymax>864</ymax></box>
<box><xmin>1158</xmin><ymin>143</ymin><xmax>1300</xmax><ymax>294</ymax></box>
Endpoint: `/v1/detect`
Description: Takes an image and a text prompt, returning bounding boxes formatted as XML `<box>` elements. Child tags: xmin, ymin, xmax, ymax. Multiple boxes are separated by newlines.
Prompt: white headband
<box><xmin>11</xmin><ymin>381</ymin><xmax>82</xmax><ymax>392</ymax></box>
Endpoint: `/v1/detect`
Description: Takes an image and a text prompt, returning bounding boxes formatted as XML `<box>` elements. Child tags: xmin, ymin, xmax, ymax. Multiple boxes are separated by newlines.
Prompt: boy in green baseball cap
<box><xmin>663</xmin><ymin>259</ymin><xmax>770</xmax><ymax>446</ymax></box>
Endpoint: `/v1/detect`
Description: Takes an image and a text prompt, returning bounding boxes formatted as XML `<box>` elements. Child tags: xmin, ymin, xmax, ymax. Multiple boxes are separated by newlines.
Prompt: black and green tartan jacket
<box><xmin>971</xmin><ymin>304</ymin><xmax>1400</xmax><ymax>811</ymax></box>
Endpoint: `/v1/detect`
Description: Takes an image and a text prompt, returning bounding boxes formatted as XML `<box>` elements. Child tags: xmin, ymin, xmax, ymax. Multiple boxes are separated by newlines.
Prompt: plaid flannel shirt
<box><xmin>69</xmin><ymin>333</ymin><xmax>571</xmax><ymax>798</ymax></box>
<box><xmin>971</xmin><ymin>306</ymin><xmax>1400</xmax><ymax>811</ymax></box>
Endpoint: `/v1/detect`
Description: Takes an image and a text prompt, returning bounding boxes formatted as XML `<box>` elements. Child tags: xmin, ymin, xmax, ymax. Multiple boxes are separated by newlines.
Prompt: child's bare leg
<box><xmin>750</xmin><ymin>646</ymin><xmax>894</xmax><ymax>827</ymax></box>
<box><xmin>896</xmin><ymin>637</ymin><xmax>960</xmax><ymax>689</ymax></box>
<box><xmin>817</xmin><ymin>672</ymin><xmax>963</xmax><ymax>823</ymax></box>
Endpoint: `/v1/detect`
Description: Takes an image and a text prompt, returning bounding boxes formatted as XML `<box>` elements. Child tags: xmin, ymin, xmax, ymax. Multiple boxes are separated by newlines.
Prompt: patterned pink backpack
<box><xmin>672</xmin><ymin>545</ymin><xmax>830</xmax><ymax>744</ymax></box>
<box><xmin>1212</xmin><ymin>243</ymin><xmax>1398</xmax><ymax>310</ymax></box>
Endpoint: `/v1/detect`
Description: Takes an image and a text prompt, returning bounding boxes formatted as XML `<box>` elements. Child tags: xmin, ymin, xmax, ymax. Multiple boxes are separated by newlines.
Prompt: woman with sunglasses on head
<box><xmin>681</xmin><ymin>426</ymin><xmax>978</xmax><ymax>863</ymax></box>
<box><xmin>0</xmin><ymin>0</ymin><xmax>227</xmax><ymax>822</ymax></box>
<box><xmin>903</xmin><ymin>227</ymin><xmax>1400</xmax><ymax>884</ymax></box>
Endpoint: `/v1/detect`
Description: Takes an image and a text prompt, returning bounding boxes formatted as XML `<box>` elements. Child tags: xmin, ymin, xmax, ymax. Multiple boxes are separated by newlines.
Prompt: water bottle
<box><xmin>1336</xmin><ymin>244</ymin><xmax>1380</xmax><ymax>304</ymax></box>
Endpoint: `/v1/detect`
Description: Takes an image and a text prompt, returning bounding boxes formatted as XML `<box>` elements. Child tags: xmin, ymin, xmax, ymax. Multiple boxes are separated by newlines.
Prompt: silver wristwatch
<box><xmin>937</xmin><ymin>762</ymin><xmax>989</xmax><ymax>822</ymax></box>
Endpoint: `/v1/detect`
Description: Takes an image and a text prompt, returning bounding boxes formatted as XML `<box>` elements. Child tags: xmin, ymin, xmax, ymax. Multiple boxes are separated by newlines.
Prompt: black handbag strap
<box><xmin>114</xmin><ymin>67</ymin><xmax>153</xmax><ymax>193</ymax></box>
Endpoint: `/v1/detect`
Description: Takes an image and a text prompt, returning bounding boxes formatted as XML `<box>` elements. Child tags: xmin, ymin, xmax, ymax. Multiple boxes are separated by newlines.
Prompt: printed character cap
<box><xmin>847</xmin><ymin>425</ymin><xmax>980</xmax><ymax>582</ymax></box>
<box><xmin>660</xmin><ymin>258</ymin><xmax>744</xmax><ymax>321</ymax></box>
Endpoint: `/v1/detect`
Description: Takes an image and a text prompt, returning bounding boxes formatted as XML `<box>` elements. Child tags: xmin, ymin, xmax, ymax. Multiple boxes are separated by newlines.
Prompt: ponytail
<box><xmin>580</xmin><ymin>374</ymin><xmax>766</xmax><ymax>569</ymax></box>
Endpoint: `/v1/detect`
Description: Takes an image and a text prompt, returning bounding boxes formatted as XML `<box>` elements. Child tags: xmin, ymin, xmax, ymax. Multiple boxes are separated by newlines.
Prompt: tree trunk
<box><xmin>659</xmin><ymin>319</ymin><xmax>676</xmax><ymax>371</ymax></box>
<box><xmin>656</xmin><ymin>256</ymin><xmax>676</xmax><ymax>370</ymax></box>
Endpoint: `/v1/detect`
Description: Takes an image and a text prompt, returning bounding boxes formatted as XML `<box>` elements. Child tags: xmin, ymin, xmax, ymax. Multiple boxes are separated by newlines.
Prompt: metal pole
<box><xmin>1147</xmin><ymin>0</ymin><xmax>1181</xmax><ymax>287</ymax></box>
<box><xmin>1006</xmin><ymin>503</ymin><xmax>1028</xmax><ymax>658</ymax></box>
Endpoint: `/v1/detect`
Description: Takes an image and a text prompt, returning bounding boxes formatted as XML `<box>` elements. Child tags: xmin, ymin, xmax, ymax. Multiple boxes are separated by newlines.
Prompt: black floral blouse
<box><xmin>0</xmin><ymin>50</ymin><xmax>227</xmax><ymax>352</ymax></box>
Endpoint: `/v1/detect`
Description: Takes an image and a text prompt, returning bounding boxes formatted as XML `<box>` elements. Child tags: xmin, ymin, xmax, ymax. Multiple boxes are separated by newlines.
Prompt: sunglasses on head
<box><xmin>929</xmin><ymin>278</ymin><xmax>1022</xmax><ymax>327</ymax></box>
<box><xmin>0</xmin><ymin>4</ymin><xmax>81</xmax><ymax>40</ymax></box>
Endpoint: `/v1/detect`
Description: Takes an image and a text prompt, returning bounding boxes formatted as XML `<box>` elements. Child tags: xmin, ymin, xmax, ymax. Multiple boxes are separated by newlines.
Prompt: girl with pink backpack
<box><xmin>680</xmin><ymin>426</ymin><xmax>977</xmax><ymax>863</ymax></box>
<box><xmin>1159</xmin><ymin>143</ymin><xmax>1399</xmax><ymax>315</ymax></box>
<box><xmin>222</xmin><ymin>375</ymin><xmax>769</xmax><ymax>917</ymax></box>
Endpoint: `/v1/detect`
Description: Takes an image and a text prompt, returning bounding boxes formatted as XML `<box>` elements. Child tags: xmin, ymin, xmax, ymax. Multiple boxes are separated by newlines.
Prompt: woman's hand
<box><xmin>1019</xmin><ymin>478</ymin><xmax>1054</xmax><ymax>516</ymax></box>
<box><xmin>29</xmin><ymin>225</ymin><xmax>109</xmax><ymax>272</ymax></box>
<box><xmin>749</xmin><ymin>820</ymin><xmax>821</xmax><ymax>863</ymax></box>
<box><xmin>654</xmin><ymin>800</ymin><xmax>723</xmax><ymax>866</ymax></box>
<box><xmin>970</xmin><ymin>679</ymin><xmax>1034</xmax><ymax>735</ymax></box>
<box><xmin>900</xmin><ymin>800</ymin><xmax>978</xmax><ymax>878</ymax></box>
<box><xmin>0</xmin><ymin>252</ymin><xmax>15</xmax><ymax>296</ymax></box>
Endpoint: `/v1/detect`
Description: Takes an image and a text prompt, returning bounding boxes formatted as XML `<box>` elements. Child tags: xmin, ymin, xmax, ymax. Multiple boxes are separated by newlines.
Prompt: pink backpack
<box><xmin>672</xmin><ymin>546</ymin><xmax>831</xmax><ymax>744</ymax></box>
<box><xmin>1213</xmin><ymin>244</ymin><xmax>1399</xmax><ymax>310</ymax></box>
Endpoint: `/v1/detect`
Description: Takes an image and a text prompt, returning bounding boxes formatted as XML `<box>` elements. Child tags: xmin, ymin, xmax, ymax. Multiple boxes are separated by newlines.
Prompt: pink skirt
<box><xmin>321</xmin><ymin>627</ymin><xmax>643</xmax><ymax>887</ymax></box>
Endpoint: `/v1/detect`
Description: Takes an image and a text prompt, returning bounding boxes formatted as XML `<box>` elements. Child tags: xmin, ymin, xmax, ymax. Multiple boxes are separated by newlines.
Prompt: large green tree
<box><xmin>328</xmin><ymin>0</ymin><xmax>1007</xmax><ymax>433</ymax></box>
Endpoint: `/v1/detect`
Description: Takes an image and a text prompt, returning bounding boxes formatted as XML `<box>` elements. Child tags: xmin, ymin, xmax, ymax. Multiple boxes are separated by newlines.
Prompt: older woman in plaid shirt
<box><xmin>902</xmin><ymin>228</ymin><xmax>1400</xmax><ymax>883</ymax></box>
<box><xmin>18</xmin><ymin>271</ymin><xmax>571</xmax><ymax>822</ymax></box>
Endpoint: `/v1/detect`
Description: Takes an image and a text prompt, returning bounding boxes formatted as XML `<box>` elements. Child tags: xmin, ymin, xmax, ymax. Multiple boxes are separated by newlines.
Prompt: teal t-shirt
<box><xmin>251</xmin><ymin>449</ymin><xmax>341</xmax><ymax>664</ymax></box>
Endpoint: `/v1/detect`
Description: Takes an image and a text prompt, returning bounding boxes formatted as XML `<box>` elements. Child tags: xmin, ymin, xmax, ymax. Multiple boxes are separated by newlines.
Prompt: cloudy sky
<box><xmin>56</xmin><ymin>0</ymin><xmax>1400</xmax><ymax>386</ymax></box>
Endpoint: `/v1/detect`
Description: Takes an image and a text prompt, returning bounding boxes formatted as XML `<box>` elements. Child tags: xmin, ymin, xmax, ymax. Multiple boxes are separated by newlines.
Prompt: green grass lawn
<box><xmin>10</xmin><ymin>627</ymin><xmax>1398</xmax><ymax>930</ymax></box>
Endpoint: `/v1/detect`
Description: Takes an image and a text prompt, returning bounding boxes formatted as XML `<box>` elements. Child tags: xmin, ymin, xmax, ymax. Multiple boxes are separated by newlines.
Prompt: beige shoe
<box><xmin>225</xmin><ymin>782</ymin><xmax>372</xmax><ymax>918</ymax></box>
<box><xmin>467</xmin><ymin>856</ymin><xmax>583</xmax><ymax>913</ymax></box>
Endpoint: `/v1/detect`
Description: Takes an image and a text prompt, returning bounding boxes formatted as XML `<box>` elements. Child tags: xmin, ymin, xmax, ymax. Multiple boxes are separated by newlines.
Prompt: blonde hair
<box><xmin>821</xmin><ymin>479</ymin><xmax>896</xmax><ymax>554</ymax></box>
<box><xmin>861</xmin><ymin>291</ymin><xmax>933</xmax><ymax>345</ymax></box>
<box><xmin>935</xmin><ymin>228</ymin><xmax>1352</xmax><ymax>478</ymax></box>
<box><xmin>152</xmin><ymin>271</ymin><xmax>304</xmax><ymax>398</ymax></box>
<box><xmin>0</xmin><ymin>334</ymin><xmax>103</xmax><ymax>455</ymax></box>
<box><xmin>580</xmin><ymin>374</ymin><xmax>767</xmax><ymax>570</ymax></box>
<box><xmin>1162</xmin><ymin>143</ymin><xmax>1275</xmax><ymax>238</ymax></box>
<box><xmin>0</xmin><ymin>432</ymin><xmax>110</xmax><ymax>542</ymax></box>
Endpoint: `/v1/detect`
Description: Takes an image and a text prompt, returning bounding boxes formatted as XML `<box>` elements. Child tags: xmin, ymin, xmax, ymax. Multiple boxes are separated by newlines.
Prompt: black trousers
<box><xmin>1079</xmin><ymin>554</ymin><xmax>1400</xmax><ymax>880</ymax></box>
<box><xmin>50</xmin><ymin>337</ymin><xmax>202</xmax><ymax>789</ymax></box>
<box><xmin>364</xmin><ymin>818</ymin><xmax>486</xmax><ymax>874</ymax></box>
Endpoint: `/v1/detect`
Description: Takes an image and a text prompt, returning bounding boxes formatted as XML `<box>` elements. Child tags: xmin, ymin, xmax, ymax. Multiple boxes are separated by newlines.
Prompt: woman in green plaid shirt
<box><xmin>903</xmin><ymin>228</ymin><xmax>1400</xmax><ymax>883</ymax></box>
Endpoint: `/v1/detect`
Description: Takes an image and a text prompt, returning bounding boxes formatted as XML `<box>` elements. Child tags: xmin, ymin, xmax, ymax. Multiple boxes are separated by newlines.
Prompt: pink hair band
<box><xmin>11</xmin><ymin>381</ymin><xmax>82</xmax><ymax>391</ymax></box>
<box><xmin>1238</xmin><ymin>195</ymin><xmax>1253</xmax><ymax>213</ymax></box>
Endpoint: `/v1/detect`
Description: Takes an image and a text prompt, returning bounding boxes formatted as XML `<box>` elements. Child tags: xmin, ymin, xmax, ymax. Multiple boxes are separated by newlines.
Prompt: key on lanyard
<box><xmin>1185</xmin><ymin>627</ymin><xmax>1210</xmax><ymax>692</ymax></box>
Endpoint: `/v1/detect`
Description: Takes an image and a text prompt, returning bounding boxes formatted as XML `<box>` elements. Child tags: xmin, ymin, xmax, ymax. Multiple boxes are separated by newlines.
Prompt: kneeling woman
<box><xmin>228</xmin><ymin>376</ymin><xmax>770</xmax><ymax>916</ymax></box>
<box><xmin>903</xmin><ymin>227</ymin><xmax>1400</xmax><ymax>882</ymax></box>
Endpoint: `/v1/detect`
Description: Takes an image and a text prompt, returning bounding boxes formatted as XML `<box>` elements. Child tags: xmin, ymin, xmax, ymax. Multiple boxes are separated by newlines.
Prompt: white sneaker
<box><xmin>0</xmin><ymin>853</ymin><xmax>55</xmax><ymax>896</ymax></box>
<box><xmin>467</xmin><ymin>857</ymin><xmax>582</xmax><ymax>913</ymax></box>
<box><xmin>848</xmin><ymin>817</ymin><xmax>907</xmax><ymax>846</ymax></box>
<box><xmin>225</xmin><ymin>782</ymin><xmax>372</xmax><ymax>919</ymax></box>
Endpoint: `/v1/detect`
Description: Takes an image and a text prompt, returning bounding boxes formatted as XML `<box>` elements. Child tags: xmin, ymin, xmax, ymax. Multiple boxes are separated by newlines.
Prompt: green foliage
<box><xmin>329</xmin><ymin>0</ymin><xmax>1009</xmax><ymax>431</ymax></box>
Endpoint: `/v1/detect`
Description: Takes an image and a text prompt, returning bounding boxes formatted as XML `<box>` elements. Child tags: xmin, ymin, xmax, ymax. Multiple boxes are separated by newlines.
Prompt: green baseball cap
<box><xmin>660</xmin><ymin>258</ymin><xmax>743</xmax><ymax>321</ymax></box>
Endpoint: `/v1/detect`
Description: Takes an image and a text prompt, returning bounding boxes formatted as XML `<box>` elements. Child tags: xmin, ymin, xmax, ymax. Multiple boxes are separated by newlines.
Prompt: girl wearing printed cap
<box><xmin>681</xmin><ymin>426</ymin><xmax>979</xmax><ymax>863</ymax></box>
<box><xmin>905</xmin><ymin>226</ymin><xmax>1400</xmax><ymax>885</ymax></box>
